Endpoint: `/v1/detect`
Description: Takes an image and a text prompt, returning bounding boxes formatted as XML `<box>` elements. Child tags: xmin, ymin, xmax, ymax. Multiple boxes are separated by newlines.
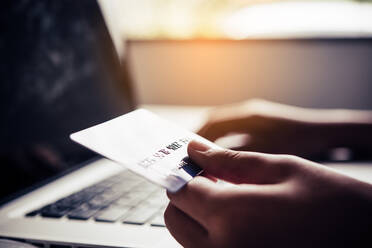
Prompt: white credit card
<box><xmin>70</xmin><ymin>109</ymin><xmax>219</xmax><ymax>192</ymax></box>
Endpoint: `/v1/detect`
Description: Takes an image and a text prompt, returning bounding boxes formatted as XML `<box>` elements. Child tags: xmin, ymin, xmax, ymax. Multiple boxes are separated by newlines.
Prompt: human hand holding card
<box><xmin>70</xmin><ymin>109</ymin><xmax>220</xmax><ymax>192</ymax></box>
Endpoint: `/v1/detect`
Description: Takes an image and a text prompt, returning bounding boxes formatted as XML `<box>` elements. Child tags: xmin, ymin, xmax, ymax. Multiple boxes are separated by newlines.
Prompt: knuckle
<box><xmin>204</xmin><ymin>187</ymin><xmax>219</xmax><ymax>203</ymax></box>
<box><xmin>247</xmin><ymin>153</ymin><xmax>267</xmax><ymax>165</ymax></box>
<box><xmin>274</xmin><ymin>154</ymin><xmax>302</xmax><ymax>173</ymax></box>
<box><xmin>202</xmin><ymin>149</ymin><xmax>226</xmax><ymax>169</ymax></box>
<box><xmin>206</xmin><ymin>149</ymin><xmax>242</xmax><ymax>173</ymax></box>
<box><xmin>244</xmin><ymin>98</ymin><xmax>260</xmax><ymax>107</ymax></box>
<box><xmin>220</xmin><ymin>149</ymin><xmax>241</xmax><ymax>161</ymax></box>
<box><xmin>203</xmin><ymin>149</ymin><xmax>215</xmax><ymax>159</ymax></box>
<box><xmin>244</xmin><ymin>98</ymin><xmax>265</xmax><ymax>110</ymax></box>
<box><xmin>277</xmin><ymin>154</ymin><xmax>297</xmax><ymax>163</ymax></box>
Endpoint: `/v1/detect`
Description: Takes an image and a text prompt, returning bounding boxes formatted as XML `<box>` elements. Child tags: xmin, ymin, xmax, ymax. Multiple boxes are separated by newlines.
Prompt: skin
<box><xmin>165</xmin><ymin>141</ymin><xmax>372</xmax><ymax>248</ymax></box>
<box><xmin>164</xmin><ymin>100</ymin><xmax>372</xmax><ymax>247</ymax></box>
<box><xmin>197</xmin><ymin>99</ymin><xmax>372</xmax><ymax>160</ymax></box>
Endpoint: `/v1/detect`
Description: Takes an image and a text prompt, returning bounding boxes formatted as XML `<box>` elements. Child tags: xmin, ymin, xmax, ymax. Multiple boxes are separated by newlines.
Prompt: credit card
<box><xmin>70</xmin><ymin>109</ymin><xmax>219</xmax><ymax>192</ymax></box>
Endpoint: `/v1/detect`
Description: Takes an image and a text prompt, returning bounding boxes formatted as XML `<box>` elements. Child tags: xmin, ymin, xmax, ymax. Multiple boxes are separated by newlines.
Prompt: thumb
<box><xmin>187</xmin><ymin>140</ymin><xmax>287</xmax><ymax>184</ymax></box>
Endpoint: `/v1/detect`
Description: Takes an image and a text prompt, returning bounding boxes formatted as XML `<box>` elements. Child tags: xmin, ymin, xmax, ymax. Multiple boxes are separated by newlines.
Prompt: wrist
<box><xmin>310</xmin><ymin>110</ymin><xmax>372</xmax><ymax>150</ymax></box>
<box><xmin>323</xmin><ymin>122</ymin><xmax>372</xmax><ymax>150</ymax></box>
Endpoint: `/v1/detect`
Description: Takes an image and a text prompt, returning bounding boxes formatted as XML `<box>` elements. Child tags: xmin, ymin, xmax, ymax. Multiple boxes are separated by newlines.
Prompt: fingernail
<box><xmin>188</xmin><ymin>140</ymin><xmax>211</xmax><ymax>152</ymax></box>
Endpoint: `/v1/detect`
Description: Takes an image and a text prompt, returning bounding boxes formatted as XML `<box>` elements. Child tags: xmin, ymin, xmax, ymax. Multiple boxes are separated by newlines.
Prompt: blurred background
<box><xmin>99</xmin><ymin>0</ymin><xmax>372</xmax><ymax>108</ymax></box>
<box><xmin>101</xmin><ymin>0</ymin><xmax>372</xmax><ymax>40</ymax></box>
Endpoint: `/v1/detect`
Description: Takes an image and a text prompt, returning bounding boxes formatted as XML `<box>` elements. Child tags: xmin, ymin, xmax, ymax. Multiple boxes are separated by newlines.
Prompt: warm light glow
<box><xmin>222</xmin><ymin>1</ymin><xmax>372</xmax><ymax>39</ymax></box>
<box><xmin>100</xmin><ymin>0</ymin><xmax>372</xmax><ymax>39</ymax></box>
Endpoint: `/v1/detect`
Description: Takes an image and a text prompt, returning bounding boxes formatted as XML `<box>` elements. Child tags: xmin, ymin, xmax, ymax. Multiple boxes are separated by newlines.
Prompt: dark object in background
<box><xmin>0</xmin><ymin>239</ymin><xmax>37</xmax><ymax>248</ymax></box>
<box><xmin>0</xmin><ymin>0</ymin><xmax>134</xmax><ymax>202</ymax></box>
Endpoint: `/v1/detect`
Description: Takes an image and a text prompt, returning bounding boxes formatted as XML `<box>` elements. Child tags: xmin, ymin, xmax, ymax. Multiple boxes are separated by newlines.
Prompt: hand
<box><xmin>197</xmin><ymin>99</ymin><xmax>372</xmax><ymax>160</ymax></box>
<box><xmin>165</xmin><ymin>141</ymin><xmax>372</xmax><ymax>248</ymax></box>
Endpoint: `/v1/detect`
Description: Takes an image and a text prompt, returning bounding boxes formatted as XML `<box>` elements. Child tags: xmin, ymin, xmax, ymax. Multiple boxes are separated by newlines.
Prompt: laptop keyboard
<box><xmin>25</xmin><ymin>171</ymin><xmax>168</xmax><ymax>226</ymax></box>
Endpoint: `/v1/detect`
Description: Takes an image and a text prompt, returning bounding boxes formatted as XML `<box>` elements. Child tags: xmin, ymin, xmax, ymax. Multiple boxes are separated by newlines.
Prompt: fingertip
<box><xmin>188</xmin><ymin>140</ymin><xmax>211</xmax><ymax>153</ymax></box>
<box><xmin>187</xmin><ymin>140</ymin><xmax>212</xmax><ymax>168</ymax></box>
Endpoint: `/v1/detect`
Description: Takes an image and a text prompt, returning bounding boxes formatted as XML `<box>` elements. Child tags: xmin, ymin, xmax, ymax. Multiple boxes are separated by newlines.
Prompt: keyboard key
<box><xmin>36</xmin><ymin>171</ymin><xmax>160</xmax><ymax>222</ymax></box>
<box><xmin>143</xmin><ymin>194</ymin><xmax>169</xmax><ymax>207</ymax></box>
<box><xmin>55</xmin><ymin>193</ymin><xmax>88</xmax><ymax>208</ymax></box>
<box><xmin>83</xmin><ymin>184</ymin><xmax>106</xmax><ymax>194</ymax></box>
<box><xmin>101</xmin><ymin>189</ymin><xmax>124</xmax><ymax>199</ymax></box>
<box><xmin>133</xmin><ymin>182</ymin><xmax>157</xmax><ymax>191</ymax></box>
<box><xmin>110</xmin><ymin>180</ymin><xmax>141</xmax><ymax>191</ymax></box>
<box><xmin>95</xmin><ymin>180</ymin><xmax>117</xmax><ymax>189</ymax></box>
<box><xmin>40</xmin><ymin>204</ymin><xmax>72</xmax><ymax>218</ymax></box>
<box><xmin>67</xmin><ymin>209</ymin><xmax>97</xmax><ymax>220</ymax></box>
<box><xmin>94</xmin><ymin>206</ymin><xmax>132</xmax><ymax>222</ymax></box>
<box><xmin>25</xmin><ymin>210</ymin><xmax>39</xmax><ymax>217</ymax></box>
<box><xmin>67</xmin><ymin>204</ymin><xmax>99</xmax><ymax>220</ymax></box>
<box><xmin>116</xmin><ymin>171</ymin><xmax>144</xmax><ymax>181</ymax></box>
<box><xmin>116</xmin><ymin>189</ymin><xmax>152</xmax><ymax>205</ymax></box>
<box><xmin>129</xmin><ymin>191</ymin><xmax>152</xmax><ymax>198</ymax></box>
<box><xmin>113</xmin><ymin>196</ymin><xmax>141</xmax><ymax>207</ymax></box>
<box><xmin>123</xmin><ymin>206</ymin><xmax>158</xmax><ymax>225</ymax></box>
<box><xmin>87</xmin><ymin>191</ymin><xmax>122</xmax><ymax>208</ymax></box>
<box><xmin>150</xmin><ymin>214</ymin><xmax>166</xmax><ymax>227</ymax></box>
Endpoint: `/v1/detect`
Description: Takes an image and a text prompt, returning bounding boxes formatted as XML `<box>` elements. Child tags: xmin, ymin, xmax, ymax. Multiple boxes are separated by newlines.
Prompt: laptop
<box><xmin>0</xmin><ymin>1</ymin><xmax>180</xmax><ymax>247</ymax></box>
<box><xmin>2</xmin><ymin>1</ymin><xmax>372</xmax><ymax>248</ymax></box>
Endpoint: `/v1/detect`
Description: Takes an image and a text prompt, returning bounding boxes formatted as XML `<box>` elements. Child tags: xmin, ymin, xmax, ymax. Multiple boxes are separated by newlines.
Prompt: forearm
<box><xmin>267</xmin><ymin>103</ymin><xmax>372</xmax><ymax>151</ymax></box>
<box><xmin>315</xmin><ymin>110</ymin><xmax>372</xmax><ymax>157</ymax></box>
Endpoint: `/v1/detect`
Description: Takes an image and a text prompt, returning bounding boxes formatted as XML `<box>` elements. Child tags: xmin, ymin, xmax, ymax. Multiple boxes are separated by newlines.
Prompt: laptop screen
<box><xmin>0</xmin><ymin>1</ymin><xmax>134</xmax><ymax>201</ymax></box>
